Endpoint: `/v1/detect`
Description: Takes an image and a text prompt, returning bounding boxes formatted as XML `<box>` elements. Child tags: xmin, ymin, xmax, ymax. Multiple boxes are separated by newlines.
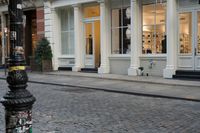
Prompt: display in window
<box><xmin>142</xmin><ymin>31</ymin><xmax>165</xmax><ymax>54</ymax></box>
<box><xmin>142</xmin><ymin>2</ymin><xmax>166</xmax><ymax>54</ymax></box>
<box><xmin>179</xmin><ymin>33</ymin><xmax>191</xmax><ymax>54</ymax></box>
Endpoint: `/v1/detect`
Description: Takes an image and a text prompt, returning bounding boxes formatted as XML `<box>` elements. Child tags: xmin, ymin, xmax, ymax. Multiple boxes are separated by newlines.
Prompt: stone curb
<box><xmin>0</xmin><ymin>77</ymin><xmax>199</xmax><ymax>102</ymax></box>
<box><xmin>43</xmin><ymin>73</ymin><xmax>200</xmax><ymax>88</ymax></box>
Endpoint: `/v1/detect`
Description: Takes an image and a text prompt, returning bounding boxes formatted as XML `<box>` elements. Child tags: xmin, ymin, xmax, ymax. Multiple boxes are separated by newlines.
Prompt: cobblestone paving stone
<box><xmin>0</xmin><ymin>80</ymin><xmax>200</xmax><ymax>133</ymax></box>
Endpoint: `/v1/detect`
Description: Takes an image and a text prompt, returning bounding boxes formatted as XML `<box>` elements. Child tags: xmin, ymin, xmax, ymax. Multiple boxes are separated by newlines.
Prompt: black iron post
<box><xmin>0</xmin><ymin>0</ymin><xmax>36</xmax><ymax>132</ymax></box>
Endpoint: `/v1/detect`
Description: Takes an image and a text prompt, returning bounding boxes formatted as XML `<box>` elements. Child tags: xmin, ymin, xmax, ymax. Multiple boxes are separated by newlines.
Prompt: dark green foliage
<box><xmin>35</xmin><ymin>37</ymin><xmax>53</xmax><ymax>65</ymax></box>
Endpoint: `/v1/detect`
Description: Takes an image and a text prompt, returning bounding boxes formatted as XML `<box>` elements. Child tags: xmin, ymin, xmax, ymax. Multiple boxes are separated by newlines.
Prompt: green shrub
<box><xmin>35</xmin><ymin>37</ymin><xmax>53</xmax><ymax>65</ymax></box>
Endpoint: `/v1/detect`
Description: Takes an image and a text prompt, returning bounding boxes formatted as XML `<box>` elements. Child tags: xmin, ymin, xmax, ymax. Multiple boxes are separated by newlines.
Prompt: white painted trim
<box><xmin>51</xmin><ymin>0</ymin><xmax>97</xmax><ymax>8</ymax></box>
<box><xmin>140</xmin><ymin>54</ymin><xmax>167</xmax><ymax>58</ymax></box>
<box><xmin>109</xmin><ymin>55</ymin><xmax>131</xmax><ymax>58</ymax></box>
<box><xmin>83</xmin><ymin>17</ymin><xmax>100</xmax><ymax>22</ymax></box>
<box><xmin>58</xmin><ymin>55</ymin><xmax>75</xmax><ymax>58</ymax></box>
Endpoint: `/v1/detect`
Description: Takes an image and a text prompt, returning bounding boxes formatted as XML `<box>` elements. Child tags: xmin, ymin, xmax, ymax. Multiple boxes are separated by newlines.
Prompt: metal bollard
<box><xmin>0</xmin><ymin>0</ymin><xmax>36</xmax><ymax>132</ymax></box>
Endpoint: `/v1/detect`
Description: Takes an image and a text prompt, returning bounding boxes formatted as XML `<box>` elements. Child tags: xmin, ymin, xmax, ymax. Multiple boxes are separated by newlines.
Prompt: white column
<box><xmin>1</xmin><ymin>13</ymin><xmax>6</xmax><ymax>64</ymax></box>
<box><xmin>163</xmin><ymin>0</ymin><xmax>177</xmax><ymax>78</ymax></box>
<box><xmin>128</xmin><ymin>0</ymin><xmax>141</xmax><ymax>76</ymax></box>
<box><xmin>50</xmin><ymin>8</ymin><xmax>59</xmax><ymax>70</ymax></box>
<box><xmin>98</xmin><ymin>0</ymin><xmax>110</xmax><ymax>74</ymax></box>
<box><xmin>72</xmin><ymin>4</ymin><xmax>83</xmax><ymax>72</ymax></box>
<box><xmin>44</xmin><ymin>1</ymin><xmax>59</xmax><ymax>70</ymax></box>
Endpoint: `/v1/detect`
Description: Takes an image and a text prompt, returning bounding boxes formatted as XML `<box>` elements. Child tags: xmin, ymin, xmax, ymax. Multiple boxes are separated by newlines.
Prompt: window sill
<box><xmin>58</xmin><ymin>55</ymin><xmax>75</xmax><ymax>59</ymax></box>
<box><xmin>109</xmin><ymin>54</ymin><xmax>131</xmax><ymax>58</ymax></box>
<box><xmin>140</xmin><ymin>54</ymin><xmax>167</xmax><ymax>58</ymax></box>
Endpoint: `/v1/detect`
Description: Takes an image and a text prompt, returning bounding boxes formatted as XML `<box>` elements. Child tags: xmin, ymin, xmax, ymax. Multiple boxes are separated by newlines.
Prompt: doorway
<box><xmin>178</xmin><ymin>10</ymin><xmax>200</xmax><ymax>70</ymax></box>
<box><xmin>83</xmin><ymin>4</ymin><xmax>100</xmax><ymax>69</ymax></box>
<box><xmin>84</xmin><ymin>20</ymin><xmax>100</xmax><ymax>68</ymax></box>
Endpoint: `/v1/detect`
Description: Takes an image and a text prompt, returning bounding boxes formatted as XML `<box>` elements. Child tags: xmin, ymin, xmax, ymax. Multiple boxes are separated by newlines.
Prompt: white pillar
<box><xmin>44</xmin><ymin>2</ymin><xmax>59</xmax><ymax>70</ymax></box>
<box><xmin>51</xmin><ymin>8</ymin><xmax>59</xmax><ymax>70</ymax></box>
<box><xmin>128</xmin><ymin>0</ymin><xmax>141</xmax><ymax>76</ymax></box>
<box><xmin>1</xmin><ymin>13</ymin><xmax>6</xmax><ymax>64</ymax></box>
<box><xmin>98</xmin><ymin>0</ymin><xmax>110</xmax><ymax>74</ymax></box>
<box><xmin>163</xmin><ymin>0</ymin><xmax>177</xmax><ymax>78</ymax></box>
<box><xmin>72</xmin><ymin>4</ymin><xmax>83</xmax><ymax>72</ymax></box>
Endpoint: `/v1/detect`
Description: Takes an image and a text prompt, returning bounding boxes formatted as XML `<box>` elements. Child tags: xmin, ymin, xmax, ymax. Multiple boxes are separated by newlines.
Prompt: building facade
<box><xmin>0</xmin><ymin>0</ymin><xmax>44</xmax><ymax>65</ymax></box>
<box><xmin>44</xmin><ymin>0</ymin><xmax>200</xmax><ymax>78</ymax></box>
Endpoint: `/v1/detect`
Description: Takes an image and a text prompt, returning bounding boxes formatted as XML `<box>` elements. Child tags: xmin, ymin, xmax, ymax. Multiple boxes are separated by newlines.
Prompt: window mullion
<box><xmin>121</xmin><ymin>1</ymin><xmax>123</xmax><ymax>54</ymax></box>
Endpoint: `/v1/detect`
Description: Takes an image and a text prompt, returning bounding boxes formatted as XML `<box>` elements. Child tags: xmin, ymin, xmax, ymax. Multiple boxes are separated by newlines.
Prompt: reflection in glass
<box><xmin>179</xmin><ymin>12</ymin><xmax>192</xmax><ymax>54</ymax></box>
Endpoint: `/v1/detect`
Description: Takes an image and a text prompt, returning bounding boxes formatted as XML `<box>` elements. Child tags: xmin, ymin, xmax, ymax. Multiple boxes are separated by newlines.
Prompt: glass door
<box><xmin>178</xmin><ymin>10</ymin><xmax>200</xmax><ymax>70</ymax></box>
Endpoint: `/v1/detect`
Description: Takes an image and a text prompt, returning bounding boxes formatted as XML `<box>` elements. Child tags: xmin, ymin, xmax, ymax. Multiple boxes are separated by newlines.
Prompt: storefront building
<box><xmin>44</xmin><ymin>0</ymin><xmax>200</xmax><ymax>78</ymax></box>
<box><xmin>0</xmin><ymin>0</ymin><xmax>44</xmax><ymax>65</ymax></box>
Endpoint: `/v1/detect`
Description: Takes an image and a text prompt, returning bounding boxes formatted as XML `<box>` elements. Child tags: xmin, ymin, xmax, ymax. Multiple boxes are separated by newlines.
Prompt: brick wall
<box><xmin>36</xmin><ymin>7</ymin><xmax>44</xmax><ymax>40</ymax></box>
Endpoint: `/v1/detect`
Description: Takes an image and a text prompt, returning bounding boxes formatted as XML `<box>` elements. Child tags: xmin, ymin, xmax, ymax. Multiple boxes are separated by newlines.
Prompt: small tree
<box><xmin>35</xmin><ymin>37</ymin><xmax>53</xmax><ymax>71</ymax></box>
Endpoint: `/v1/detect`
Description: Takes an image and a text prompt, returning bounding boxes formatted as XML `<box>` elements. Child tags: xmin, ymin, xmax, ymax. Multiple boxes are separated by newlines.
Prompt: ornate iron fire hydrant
<box><xmin>1</xmin><ymin>0</ymin><xmax>36</xmax><ymax>132</ymax></box>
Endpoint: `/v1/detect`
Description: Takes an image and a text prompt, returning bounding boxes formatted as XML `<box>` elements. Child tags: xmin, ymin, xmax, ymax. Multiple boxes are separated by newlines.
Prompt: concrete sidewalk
<box><xmin>46</xmin><ymin>71</ymin><xmax>200</xmax><ymax>87</ymax></box>
<box><xmin>0</xmin><ymin>71</ymin><xmax>200</xmax><ymax>102</ymax></box>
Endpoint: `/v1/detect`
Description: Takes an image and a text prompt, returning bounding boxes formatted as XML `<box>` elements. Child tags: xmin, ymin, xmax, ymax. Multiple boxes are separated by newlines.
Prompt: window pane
<box><xmin>69</xmin><ymin>8</ymin><xmax>74</xmax><ymax>30</ymax></box>
<box><xmin>155</xmin><ymin>3</ymin><xmax>166</xmax><ymax>25</ymax></box>
<box><xmin>122</xmin><ymin>7</ymin><xmax>131</xmax><ymax>27</ymax></box>
<box><xmin>60</xmin><ymin>7</ymin><xmax>74</xmax><ymax>55</ymax></box>
<box><xmin>143</xmin><ymin>4</ymin><xmax>155</xmax><ymax>25</ymax></box>
<box><xmin>142</xmin><ymin>25</ymin><xmax>154</xmax><ymax>54</ymax></box>
<box><xmin>69</xmin><ymin>31</ymin><xmax>74</xmax><ymax>55</ymax></box>
<box><xmin>61</xmin><ymin>9</ymin><xmax>69</xmax><ymax>31</ymax></box>
<box><xmin>179</xmin><ymin>12</ymin><xmax>192</xmax><ymax>54</ymax></box>
<box><xmin>83</xmin><ymin>5</ymin><xmax>100</xmax><ymax>18</ymax></box>
<box><xmin>112</xmin><ymin>9</ymin><xmax>120</xmax><ymax>28</ymax></box>
<box><xmin>85</xmin><ymin>23</ymin><xmax>93</xmax><ymax>55</ymax></box>
<box><xmin>123</xmin><ymin>27</ymin><xmax>131</xmax><ymax>54</ymax></box>
<box><xmin>156</xmin><ymin>25</ymin><xmax>166</xmax><ymax>53</ymax></box>
<box><xmin>61</xmin><ymin>32</ymin><xmax>74</xmax><ymax>55</ymax></box>
<box><xmin>61</xmin><ymin>32</ymin><xmax>69</xmax><ymax>55</ymax></box>
<box><xmin>112</xmin><ymin>28</ymin><xmax>121</xmax><ymax>54</ymax></box>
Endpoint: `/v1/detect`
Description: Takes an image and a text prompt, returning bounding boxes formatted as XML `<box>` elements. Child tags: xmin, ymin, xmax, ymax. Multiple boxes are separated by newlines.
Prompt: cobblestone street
<box><xmin>0</xmin><ymin>79</ymin><xmax>200</xmax><ymax>133</ymax></box>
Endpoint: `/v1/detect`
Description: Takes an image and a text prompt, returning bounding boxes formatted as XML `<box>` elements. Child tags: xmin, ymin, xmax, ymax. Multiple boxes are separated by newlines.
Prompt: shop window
<box><xmin>142</xmin><ymin>2</ymin><xmax>166</xmax><ymax>54</ymax></box>
<box><xmin>111</xmin><ymin>0</ymin><xmax>131</xmax><ymax>54</ymax></box>
<box><xmin>59</xmin><ymin>7</ymin><xmax>74</xmax><ymax>55</ymax></box>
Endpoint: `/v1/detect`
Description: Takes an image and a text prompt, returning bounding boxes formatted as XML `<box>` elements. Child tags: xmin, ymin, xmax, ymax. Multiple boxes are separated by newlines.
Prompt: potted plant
<box><xmin>34</xmin><ymin>37</ymin><xmax>53</xmax><ymax>72</ymax></box>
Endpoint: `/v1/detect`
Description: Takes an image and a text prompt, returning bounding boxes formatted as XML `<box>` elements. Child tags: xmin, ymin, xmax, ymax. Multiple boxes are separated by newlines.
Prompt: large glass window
<box><xmin>59</xmin><ymin>7</ymin><xmax>74</xmax><ymax>55</ymax></box>
<box><xmin>111</xmin><ymin>0</ymin><xmax>131</xmax><ymax>54</ymax></box>
<box><xmin>142</xmin><ymin>1</ymin><xmax>166</xmax><ymax>54</ymax></box>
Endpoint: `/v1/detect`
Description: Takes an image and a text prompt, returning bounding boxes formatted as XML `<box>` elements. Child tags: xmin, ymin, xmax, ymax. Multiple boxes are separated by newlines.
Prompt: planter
<box><xmin>29</xmin><ymin>56</ymin><xmax>41</xmax><ymax>71</ymax></box>
<box><xmin>29</xmin><ymin>57</ymin><xmax>52</xmax><ymax>72</ymax></box>
<box><xmin>42</xmin><ymin>60</ymin><xmax>52</xmax><ymax>72</ymax></box>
